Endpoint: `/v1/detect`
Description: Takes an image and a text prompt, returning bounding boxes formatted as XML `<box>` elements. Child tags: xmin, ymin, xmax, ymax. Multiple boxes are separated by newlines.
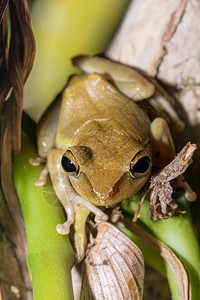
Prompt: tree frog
<box><xmin>31</xmin><ymin>56</ymin><xmax>181</xmax><ymax>262</ymax></box>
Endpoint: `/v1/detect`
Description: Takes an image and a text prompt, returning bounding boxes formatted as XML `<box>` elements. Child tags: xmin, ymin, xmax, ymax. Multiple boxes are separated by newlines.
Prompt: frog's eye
<box><xmin>130</xmin><ymin>151</ymin><xmax>151</xmax><ymax>178</ymax></box>
<box><xmin>61</xmin><ymin>150</ymin><xmax>79</xmax><ymax>176</ymax></box>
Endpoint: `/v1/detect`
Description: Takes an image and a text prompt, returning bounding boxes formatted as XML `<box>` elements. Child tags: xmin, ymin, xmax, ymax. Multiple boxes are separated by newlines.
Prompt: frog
<box><xmin>31</xmin><ymin>56</ymin><xmax>183</xmax><ymax>262</ymax></box>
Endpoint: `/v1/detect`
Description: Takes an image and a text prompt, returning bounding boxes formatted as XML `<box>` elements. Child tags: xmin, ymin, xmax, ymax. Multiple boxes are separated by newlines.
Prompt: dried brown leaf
<box><xmin>81</xmin><ymin>263</ymin><xmax>94</xmax><ymax>300</ymax></box>
<box><xmin>120</xmin><ymin>218</ymin><xmax>191</xmax><ymax>300</ymax></box>
<box><xmin>150</xmin><ymin>142</ymin><xmax>196</xmax><ymax>184</ymax></box>
<box><xmin>0</xmin><ymin>0</ymin><xmax>35</xmax><ymax>225</ymax></box>
<box><xmin>149</xmin><ymin>142</ymin><xmax>197</xmax><ymax>220</ymax></box>
<box><xmin>84</xmin><ymin>222</ymin><xmax>144</xmax><ymax>300</ymax></box>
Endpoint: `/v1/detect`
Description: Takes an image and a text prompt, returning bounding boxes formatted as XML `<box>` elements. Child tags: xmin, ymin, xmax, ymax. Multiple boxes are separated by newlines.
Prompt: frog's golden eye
<box><xmin>61</xmin><ymin>150</ymin><xmax>79</xmax><ymax>176</ymax></box>
<box><xmin>130</xmin><ymin>151</ymin><xmax>151</xmax><ymax>178</ymax></box>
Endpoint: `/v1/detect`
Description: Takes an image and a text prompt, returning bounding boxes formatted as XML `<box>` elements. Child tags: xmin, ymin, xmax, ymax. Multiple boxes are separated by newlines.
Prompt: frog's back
<box><xmin>56</xmin><ymin>73</ymin><xmax>150</xmax><ymax>150</ymax></box>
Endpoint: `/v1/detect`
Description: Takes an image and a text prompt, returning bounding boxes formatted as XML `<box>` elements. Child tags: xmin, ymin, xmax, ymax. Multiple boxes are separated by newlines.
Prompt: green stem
<box><xmin>121</xmin><ymin>194</ymin><xmax>200</xmax><ymax>300</ymax></box>
<box><xmin>13</xmin><ymin>134</ymin><xmax>75</xmax><ymax>300</ymax></box>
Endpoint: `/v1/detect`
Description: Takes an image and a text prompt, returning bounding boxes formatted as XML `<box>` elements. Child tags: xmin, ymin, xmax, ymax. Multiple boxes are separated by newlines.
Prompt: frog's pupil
<box><xmin>61</xmin><ymin>156</ymin><xmax>76</xmax><ymax>173</ymax></box>
<box><xmin>133</xmin><ymin>156</ymin><xmax>150</xmax><ymax>173</ymax></box>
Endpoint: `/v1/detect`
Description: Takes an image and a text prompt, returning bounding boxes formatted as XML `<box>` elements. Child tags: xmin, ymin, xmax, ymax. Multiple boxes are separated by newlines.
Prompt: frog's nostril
<box><xmin>97</xmin><ymin>196</ymin><xmax>110</xmax><ymax>205</ymax></box>
<box><xmin>93</xmin><ymin>190</ymin><xmax>110</xmax><ymax>205</ymax></box>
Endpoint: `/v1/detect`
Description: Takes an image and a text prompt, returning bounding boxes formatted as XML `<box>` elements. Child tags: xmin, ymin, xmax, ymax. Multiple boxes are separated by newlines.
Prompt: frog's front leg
<box><xmin>30</xmin><ymin>95</ymin><xmax>62</xmax><ymax>186</ymax></box>
<box><xmin>150</xmin><ymin>117</ymin><xmax>175</xmax><ymax>168</ymax></box>
<box><xmin>47</xmin><ymin>149</ymin><xmax>79</xmax><ymax>234</ymax></box>
<box><xmin>47</xmin><ymin>149</ymin><xmax>108</xmax><ymax>259</ymax></box>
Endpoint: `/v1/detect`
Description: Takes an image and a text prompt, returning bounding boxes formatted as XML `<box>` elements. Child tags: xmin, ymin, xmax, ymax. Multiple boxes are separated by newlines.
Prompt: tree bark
<box><xmin>106</xmin><ymin>0</ymin><xmax>200</xmax><ymax>230</ymax></box>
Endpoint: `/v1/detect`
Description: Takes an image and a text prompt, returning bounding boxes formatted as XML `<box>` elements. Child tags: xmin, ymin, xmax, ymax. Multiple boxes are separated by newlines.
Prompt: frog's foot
<box><xmin>34</xmin><ymin>164</ymin><xmax>49</xmax><ymax>187</ymax></box>
<box><xmin>29</xmin><ymin>156</ymin><xmax>46</xmax><ymax>166</ymax></box>
<box><xmin>177</xmin><ymin>175</ymin><xmax>197</xmax><ymax>202</ymax></box>
<box><xmin>56</xmin><ymin>203</ymin><xmax>75</xmax><ymax>235</ymax></box>
<box><xmin>72</xmin><ymin>202</ymin><xmax>108</xmax><ymax>262</ymax></box>
<box><xmin>56</xmin><ymin>194</ymin><xmax>108</xmax><ymax>262</ymax></box>
<box><xmin>150</xmin><ymin>117</ymin><xmax>176</xmax><ymax>168</ymax></box>
<box><xmin>73</xmin><ymin>194</ymin><xmax>109</xmax><ymax>223</ymax></box>
<box><xmin>56</xmin><ymin>221</ymin><xmax>72</xmax><ymax>235</ymax></box>
<box><xmin>29</xmin><ymin>156</ymin><xmax>48</xmax><ymax>186</ymax></box>
<box><xmin>57</xmin><ymin>195</ymin><xmax>108</xmax><ymax>236</ymax></box>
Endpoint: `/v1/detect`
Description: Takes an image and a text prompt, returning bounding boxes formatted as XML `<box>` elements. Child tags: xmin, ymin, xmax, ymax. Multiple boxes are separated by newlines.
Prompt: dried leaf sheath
<box><xmin>0</xmin><ymin>0</ymin><xmax>35</xmax><ymax>296</ymax></box>
<box><xmin>0</xmin><ymin>0</ymin><xmax>8</xmax><ymax>23</ymax></box>
<box><xmin>6</xmin><ymin>0</ymin><xmax>36</xmax><ymax>152</ymax></box>
<box><xmin>0</xmin><ymin>2</ymin><xmax>9</xmax><ymax>115</ymax></box>
<box><xmin>0</xmin><ymin>1</ymin><xmax>35</xmax><ymax>217</ymax></box>
<box><xmin>84</xmin><ymin>222</ymin><xmax>144</xmax><ymax>300</ymax></box>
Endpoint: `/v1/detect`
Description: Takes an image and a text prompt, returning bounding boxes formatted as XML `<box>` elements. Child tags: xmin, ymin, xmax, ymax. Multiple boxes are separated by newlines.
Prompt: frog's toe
<box><xmin>34</xmin><ymin>165</ymin><xmax>49</xmax><ymax>187</ymax></box>
<box><xmin>177</xmin><ymin>175</ymin><xmax>197</xmax><ymax>202</ymax></box>
<box><xmin>29</xmin><ymin>157</ymin><xmax>46</xmax><ymax>166</ymax></box>
<box><xmin>94</xmin><ymin>212</ymin><xmax>109</xmax><ymax>223</ymax></box>
<box><xmin>34</xmin><ymin>179</ymin><xmax>47</xmax><ymax>187</ymax></box>
<box><xmin>56</xmin><ymin>223</ymin><xmax>71</xmax><ymax>235</ymax></box>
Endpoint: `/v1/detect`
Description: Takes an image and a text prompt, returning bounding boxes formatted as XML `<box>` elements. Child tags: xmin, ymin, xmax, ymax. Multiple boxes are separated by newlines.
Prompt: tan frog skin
<box><xmin>56</xmin><ymin>73</ymin><xmax>152</xmax><ymax>206</ymax></box>
<box><xmin>33</xmin><ymin>56</ymin><xmax>176</xmax><ymax>261</ymax></box>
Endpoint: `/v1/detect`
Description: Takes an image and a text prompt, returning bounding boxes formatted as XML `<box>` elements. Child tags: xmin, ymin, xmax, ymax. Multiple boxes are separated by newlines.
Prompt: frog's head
<box><xmin>61</xmin><ymin>143</ymin><xmax>152</xmax><ymax>206</ymax></box>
